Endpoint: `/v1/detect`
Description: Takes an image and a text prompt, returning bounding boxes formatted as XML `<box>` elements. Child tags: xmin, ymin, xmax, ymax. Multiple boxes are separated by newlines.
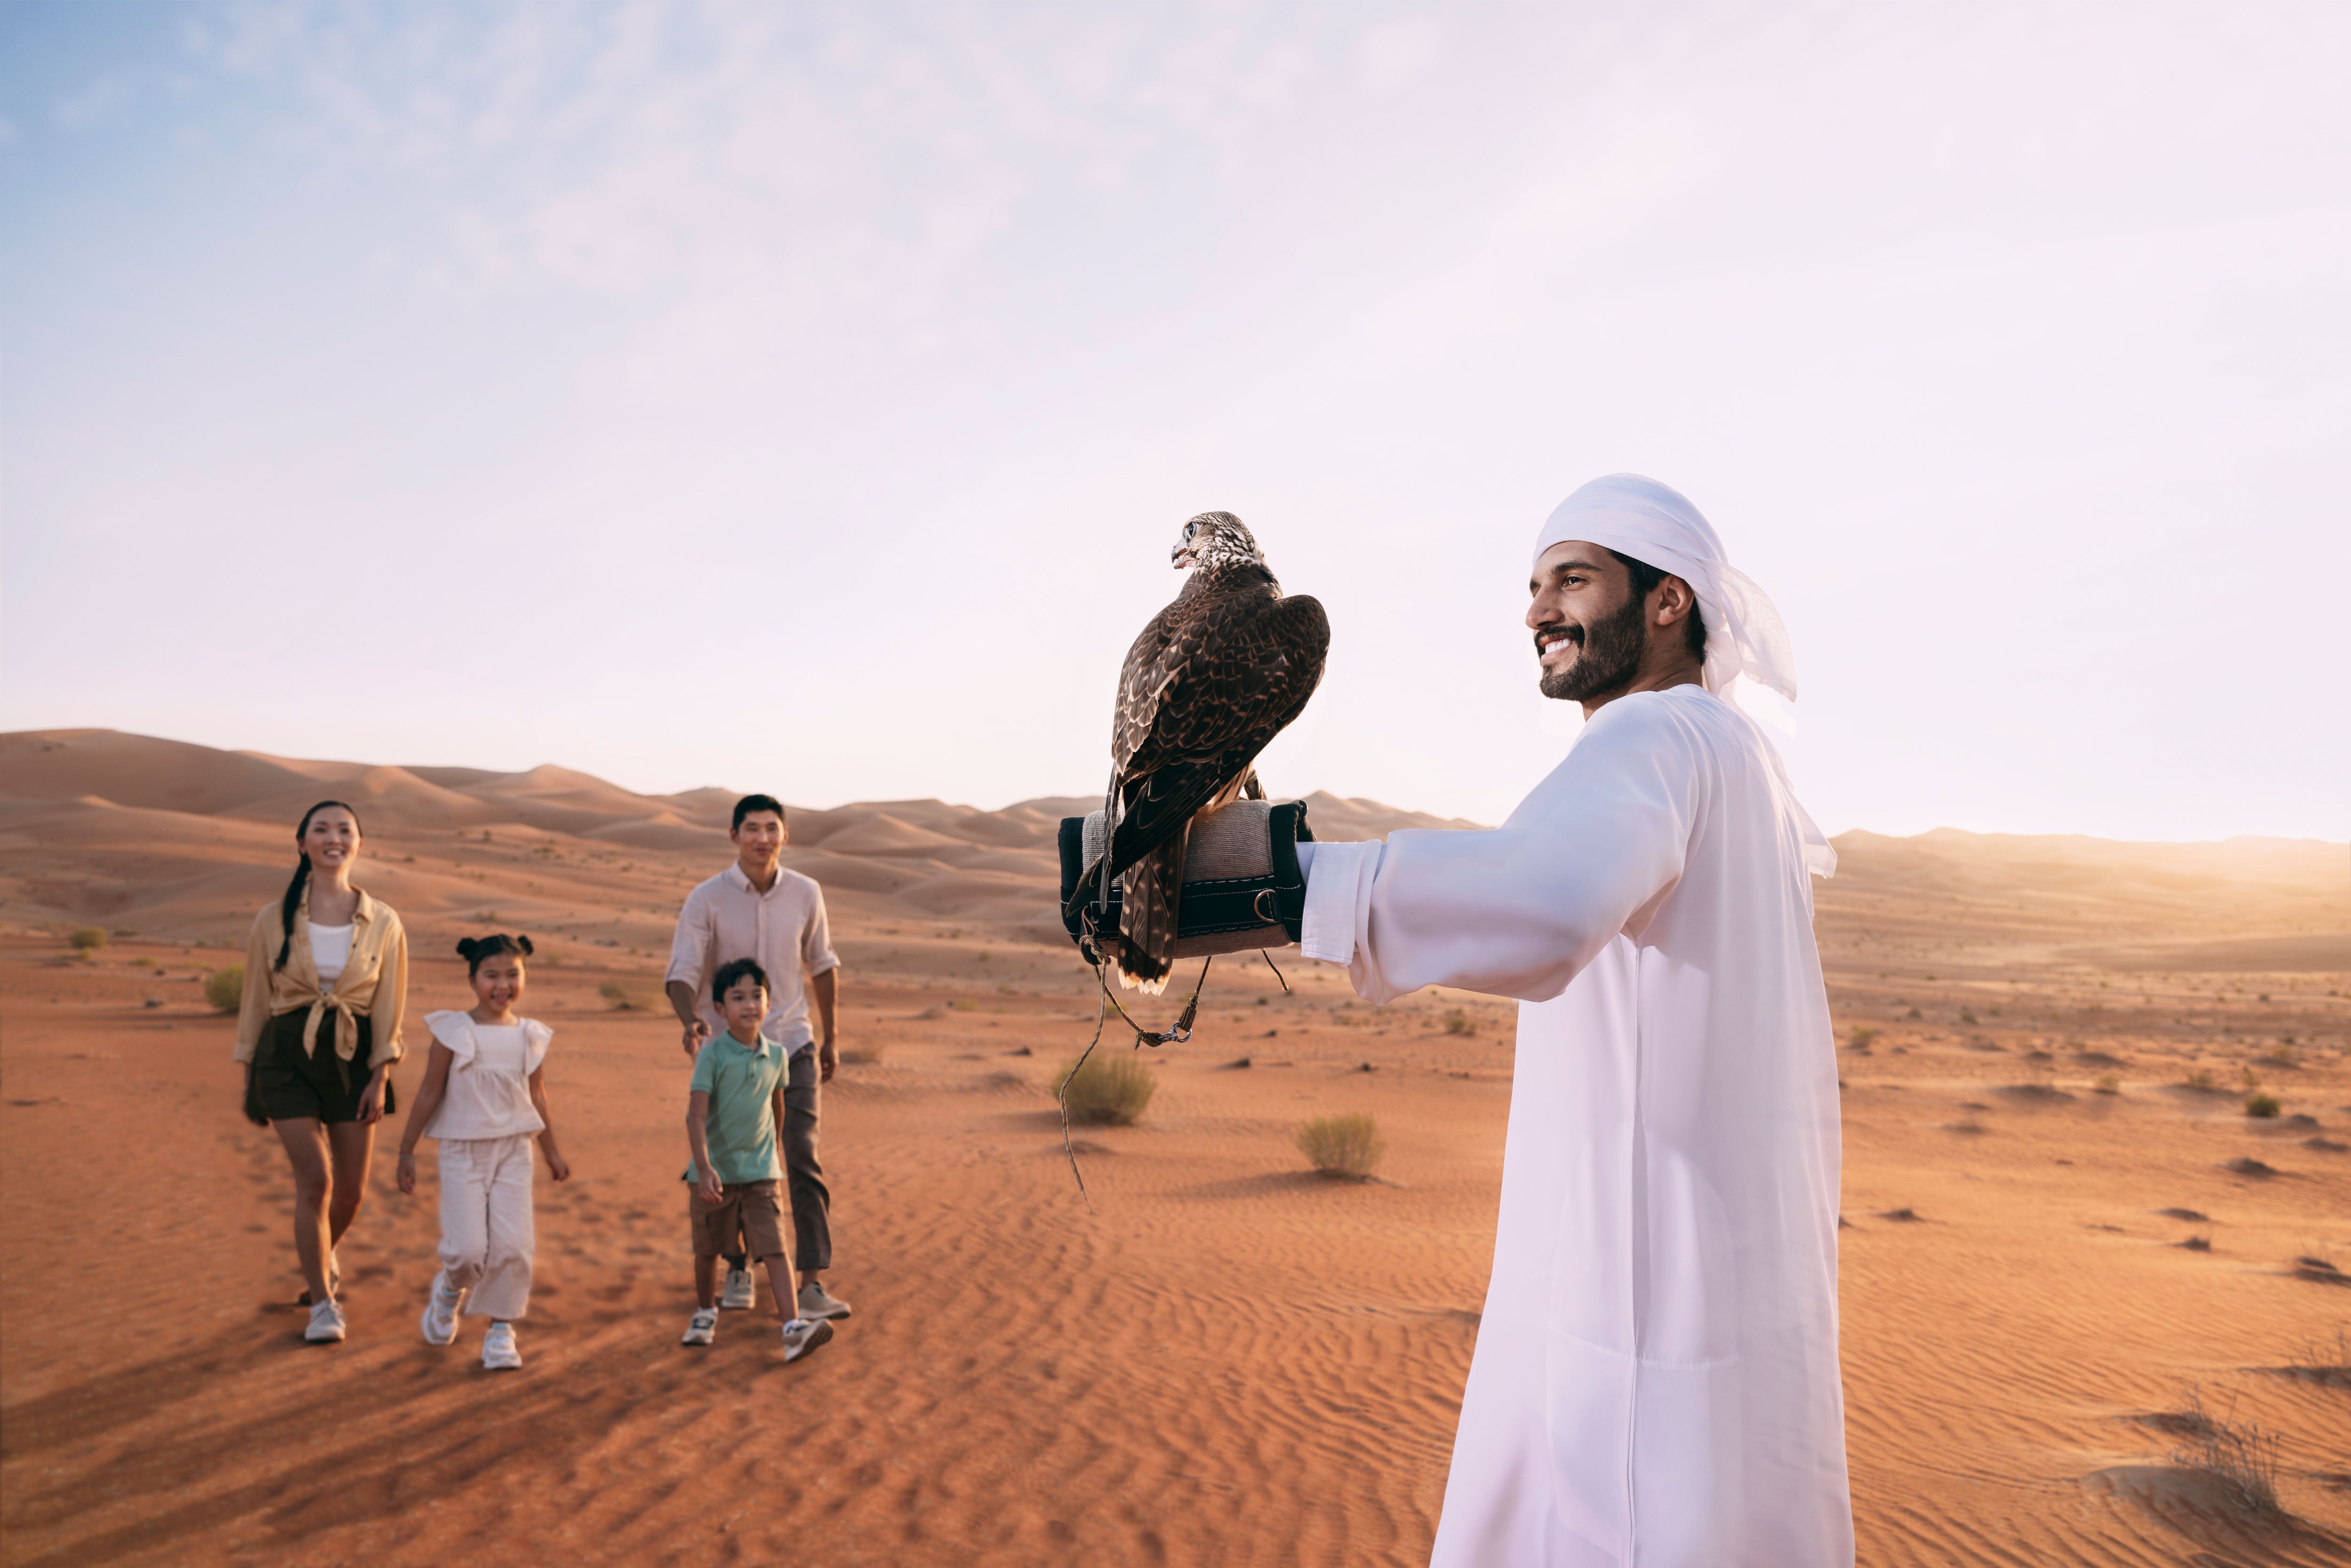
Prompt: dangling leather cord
<box><xmin>1057</xmin><ymin>910</ymin><xmax>1215</xmax><ymax>1211</ymax></box>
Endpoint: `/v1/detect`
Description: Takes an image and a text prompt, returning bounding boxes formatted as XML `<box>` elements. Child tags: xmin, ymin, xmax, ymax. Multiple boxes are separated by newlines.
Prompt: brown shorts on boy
<box><xmin>690</xmin><ymin>1179</ymin><xmax>789</xmax><ymax>1261</ymax></box>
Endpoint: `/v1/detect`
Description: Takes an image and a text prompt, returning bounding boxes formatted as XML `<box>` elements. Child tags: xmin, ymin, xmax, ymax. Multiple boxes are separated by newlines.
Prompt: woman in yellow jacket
<box><xmin>235</xmin><ymin>800</ymin><xmax>409</xmax><ymax>1343</ymax></box>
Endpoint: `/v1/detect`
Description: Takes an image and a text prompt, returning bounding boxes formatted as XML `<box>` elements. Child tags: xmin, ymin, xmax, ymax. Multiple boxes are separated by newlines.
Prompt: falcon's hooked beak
<box><xmin>1171</xmin><ymin>539</ymin><xmax>1197</xmax><ymax>569</ymax></box>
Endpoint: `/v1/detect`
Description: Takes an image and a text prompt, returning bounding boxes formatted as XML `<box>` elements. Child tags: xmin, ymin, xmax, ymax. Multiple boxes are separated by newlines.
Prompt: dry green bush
<box><xmin>204</xmin><ymin>964</ymin><xmax>245</xmax><ymax>1013</ymax></box>
<box><xmin>1846</xmin><ymin>1026</ymin><xmax>1879</xmax><ymax>1051</ymax></box>
<box><xmin>838</xmin><ymin>1042</ymin><xmax>885</xmax><ymax>1065</ymax></box>
<box><xmin>2184</xmin><ymin>1068</ymin><xmax>2218</xmax><ymax>1092</ymax></box>
<box><xmin>1444</xmin><ymin>1010</ymin><xmax>1475</xmax><ymax>1036</ymax></box>
<box><xmin>599</xmin><ymin>980</ymin><xmax>639</xmax><ymax>1010</ymax></box>
<box><xmin>2244</xmin><ymin>1091</ymin><xmax>2281</xmax><ymax>1118</ymax></box>
<box><xmin>1058</xmin><ymin>1051</ymin><xmax>1156</xmax><ymax>1126</ymax></box>
<box><xmin>2092</xmin><ymin>1071</ymin><xmax>2122</xmax><ymax>1095</ymax></box>
<box><xmin>69</xmin><ymin>927</ymin><xmax>106</xmax><ymax>951</ymax></box>
<box><xmin>1298</xmin><ymin>1112</ymin><xmax>1384</xmax><ymax>1181</ymax></box>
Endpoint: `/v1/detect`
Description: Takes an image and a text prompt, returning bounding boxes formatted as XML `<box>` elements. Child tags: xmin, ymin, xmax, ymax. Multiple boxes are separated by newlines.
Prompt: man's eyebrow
<box><xmin>1531</xmin><ymin>556</ymin><xmax>1611</xmax><ymax>589</ymax></box>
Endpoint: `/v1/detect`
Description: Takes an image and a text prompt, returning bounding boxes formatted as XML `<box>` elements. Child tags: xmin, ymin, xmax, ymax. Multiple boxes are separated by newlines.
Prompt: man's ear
<box><xmin>1654</xmin><ymin>575</ymin><xmax>1696</xmax><ymax>626</ymax></box>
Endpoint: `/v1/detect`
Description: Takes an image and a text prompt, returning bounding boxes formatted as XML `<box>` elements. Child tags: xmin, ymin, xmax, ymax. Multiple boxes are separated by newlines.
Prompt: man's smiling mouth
<box><xmin>1537</xmin><ymin>627</ymin><xmax>1583</xmax><ymax>659</ymax></box>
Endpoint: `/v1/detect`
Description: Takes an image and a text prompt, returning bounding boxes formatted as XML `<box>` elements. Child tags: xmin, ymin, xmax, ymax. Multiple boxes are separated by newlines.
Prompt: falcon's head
<box><xmin>1171</xmin><ymin>511</ymin><xmax>1263</xmax><ymax>571</ymax></box>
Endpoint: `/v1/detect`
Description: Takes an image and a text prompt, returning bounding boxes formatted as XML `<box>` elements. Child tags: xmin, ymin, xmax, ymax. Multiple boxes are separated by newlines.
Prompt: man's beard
<box><xmin>1538</xmin><ymin>590</ymin><xmax>1648</xmax><ymax>702</ymax></box>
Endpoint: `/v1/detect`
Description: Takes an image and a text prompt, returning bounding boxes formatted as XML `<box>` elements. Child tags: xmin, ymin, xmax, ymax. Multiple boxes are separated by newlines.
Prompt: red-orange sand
<box><xmin>2</xmin><ymin>731</ymin><xmax>2346</xmax><ymax>1566</ymax></box>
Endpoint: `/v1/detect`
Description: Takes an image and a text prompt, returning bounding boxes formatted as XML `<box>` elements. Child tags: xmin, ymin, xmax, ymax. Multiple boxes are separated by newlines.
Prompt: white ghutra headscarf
<box><xmin>1532</xmin><ymin>473</ymin><xmax>1799</xmax><ymax>703</ymax></box>
<box><xmin>1534</xmin><ymin>473</ymin><xmax>1834</xmax><ymax>875</ymax></box>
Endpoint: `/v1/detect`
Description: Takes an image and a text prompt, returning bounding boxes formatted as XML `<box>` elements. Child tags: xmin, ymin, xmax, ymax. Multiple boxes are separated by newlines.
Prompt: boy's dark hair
<box><xmin>456</xmin><ymin>932</ymin><xmax>534</xmax><ymax>977</ymax></box>
<box><xmin>732</xmin><ymin>794</ymin><xmax>787</xmax><ymax>832</ymax></box>
<box><xmin>712</xmin><ymin>957</ymin><xmax>770</xmax><ymax>1002</ymax></box>
<box><xmin>1606</xmin><ymin>548</ymin><xmax>1708</xmax><ymax>662</ymax></box>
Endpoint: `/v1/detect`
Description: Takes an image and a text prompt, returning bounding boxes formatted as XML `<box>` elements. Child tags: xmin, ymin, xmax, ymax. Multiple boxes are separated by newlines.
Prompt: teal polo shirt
<box><xmin>686</xmin><ymin>1031</ymin><xmax>787</xmax><ymax>1186</ymax></box>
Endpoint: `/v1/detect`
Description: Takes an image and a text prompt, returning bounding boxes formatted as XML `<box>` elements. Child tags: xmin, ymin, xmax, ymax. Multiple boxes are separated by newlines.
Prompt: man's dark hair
<box><xmin>713</xmin><ymin>957</ymin><xmax>770</xmax><ymax>1002</ymax></box>
<box><xmin>1607</xmin><ymin>549</ymin><xmax>1707</xmax><ymax>661</ymax></box>
<box><xmin>731</xmin><ymin>793</ymin><xmax>787</xmax><ymax>832</ymax></box>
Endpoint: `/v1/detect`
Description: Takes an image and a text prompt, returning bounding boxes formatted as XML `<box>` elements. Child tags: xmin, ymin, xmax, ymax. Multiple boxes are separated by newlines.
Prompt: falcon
<box><xmin>1073</xmin><ymin>511</ymin><xmax>1330</xmax><ymax>992</ymax></box>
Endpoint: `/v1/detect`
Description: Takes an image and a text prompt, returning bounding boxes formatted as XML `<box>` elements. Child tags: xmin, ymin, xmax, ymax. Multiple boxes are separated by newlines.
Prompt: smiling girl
<box><xmin>396</xmin><ymin>933</ymin><xmax>569</xmax><ymax>1371</ymax></box>
<box><xmin>235</xmin><ymin>800</ymin><xmax>410</xmax><ymax>1344</ymax></box>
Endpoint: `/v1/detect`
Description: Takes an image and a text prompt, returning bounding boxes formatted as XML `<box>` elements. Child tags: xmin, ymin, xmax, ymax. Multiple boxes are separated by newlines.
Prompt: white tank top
<box><xmin>310</xmin><ymin>923</ymin><xmax>353</xmax><ymax>986</ymax></box>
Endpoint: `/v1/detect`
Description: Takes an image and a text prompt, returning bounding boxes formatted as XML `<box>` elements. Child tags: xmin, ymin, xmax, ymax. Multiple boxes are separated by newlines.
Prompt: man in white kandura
<box><xmin>1297</xmin><ymin>475</ymin><xmax>1851</xmax><ymax>1567</ymax></box>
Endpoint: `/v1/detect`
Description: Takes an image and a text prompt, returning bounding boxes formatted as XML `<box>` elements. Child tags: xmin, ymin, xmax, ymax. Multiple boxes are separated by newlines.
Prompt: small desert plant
<box><xmin>1298</xmin><ymin>1112</ymin><xmax>1384</xmax><ymax>1180</ymax></box>
<box><xmin>2241</xmin><ymin>1066</ymin><xmax>2262</xmax><ymax>1090</ymax></box>
<box><xmin>2184</xmin><ymin>1068</ymin><xmax>2218</xmax><ymax>1092</ymax></box>
<box><xmin>599</xmin><ymin>980</ymin><xmax>638</xmax><ymax>1010</ymax></box>
<box><xmin>69</xmin><ymin>927</ymin><xmax>107</xmax><ymax>951</ymax></box>
<box><xmin>203</xmin><ymin>964</ymin><xmax>245</xmax><ymax>1013</ymax></box>
<box><xmin>949</xmin><ymin>997</ymin><xmax>980</xmax><ymax>1013</ymax></box>
<box><xmin>2263</xmin><ymin>1044</ymin><xmax>2296</xmax><ymax>1066</ymax></box>
<box><xmin>1846</xmin><ymin>1026</ymin><xmax>1879</xmax><ymax>1051</ymax></box>
<box><xmin>2168</xmin><ymin>1387</ymin><xmax>2282</xmax><ymax>1513</ymax></box>
<box><xmin>837</xmin><ymin>1042</ymin><xmax>885</xmax><ymax>1065</ymax></box>
<box><xmin>1057</xmin><ymin>1051</ymin><xmax>1156</xmax><ymax>1126</ymax></box>
<box><xmin>2091</xmin><ymin>1071</ymin><xmax>2122</xmax><ymax>1094</ymax></box>
<box><xmin>1444</xmin><ymin>1010</ymin><xmax>1474</xmax><ymax>1036</ymax></box>
<box><xmin>1958</xmin><ymin>1008</ymin><xmax>1978</xmax><ymax>1025</ymax></box>
<box><xmin>2244</xmin><ymin>1091</ymin><xmax>2281</xmax><ymax>1118</ymax></box>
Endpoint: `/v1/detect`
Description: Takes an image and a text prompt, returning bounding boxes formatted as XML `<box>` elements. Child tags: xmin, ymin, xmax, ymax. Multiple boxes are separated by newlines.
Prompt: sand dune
<box><xmin>1</xmin><ymin>729</ymin><xmax>2345</xmax><ymax>1565</ymax></box>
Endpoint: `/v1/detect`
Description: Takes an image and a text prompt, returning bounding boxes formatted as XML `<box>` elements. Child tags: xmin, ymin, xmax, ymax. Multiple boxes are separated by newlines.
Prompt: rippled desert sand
<box><xmin>2</xmin><ymin>729</ymin><xmax>2344</xmax><ymax>1566</ymax></box>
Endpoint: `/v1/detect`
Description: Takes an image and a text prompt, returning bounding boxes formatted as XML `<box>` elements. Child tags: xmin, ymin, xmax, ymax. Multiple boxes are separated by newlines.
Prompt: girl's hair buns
<box><xmin>456</xmin><ymin>932</ymin><xmax>535</xmax><ymax>974</ymax></box>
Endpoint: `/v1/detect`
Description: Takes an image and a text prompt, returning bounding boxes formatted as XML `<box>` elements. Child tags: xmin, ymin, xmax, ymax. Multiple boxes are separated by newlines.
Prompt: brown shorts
<box><xmin>690</xmin><ymin>1179</ymin><xmax>789</xmax><ymax>1261</ymax></box>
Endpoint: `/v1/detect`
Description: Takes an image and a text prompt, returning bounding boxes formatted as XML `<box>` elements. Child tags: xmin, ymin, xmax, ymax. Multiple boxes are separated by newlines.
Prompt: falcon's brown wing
<box><xmin>1095</xmin><ymin>588</ymin><xmax>1329</xmax><ymax>893</ymax></box>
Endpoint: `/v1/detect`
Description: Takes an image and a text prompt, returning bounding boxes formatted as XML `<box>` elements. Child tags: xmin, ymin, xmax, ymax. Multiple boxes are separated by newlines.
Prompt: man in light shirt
<box><xmin>665</xmin><ymin>792</ymin><xmax>850</xmax><ymax>1323</ymax></box>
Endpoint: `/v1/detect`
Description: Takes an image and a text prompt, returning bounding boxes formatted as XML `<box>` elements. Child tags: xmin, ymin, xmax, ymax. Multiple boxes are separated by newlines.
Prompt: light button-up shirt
<box><xmin>665</xmin><ymin>863</ymin><xmax>838</xmax><ymax>1055</ymax></box>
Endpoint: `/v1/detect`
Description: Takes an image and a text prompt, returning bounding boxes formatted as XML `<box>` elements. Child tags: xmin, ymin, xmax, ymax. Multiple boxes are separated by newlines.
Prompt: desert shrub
<box><xmin>1846</xmin><ymin>1026</ymin><xmax>1879</xmax><ymax>1050</ymax></box>
<box><xmin>2093</xmin><ymin>1071</ymin><xmax>2122</xmax><ymax>1095</ymax></box>
<box><xmin>2263</xmin><ymin>1044</ymin><xmax>2296</xmax><ymax>1066</ymax></box>
<box><xmin>2241</xmin><ymin>1066</ymin><xmax>2263</xmax><ymax>1089</ymax></box>
<box><xmin>599</xmin><ymin>980</ymin><xmax>638</xmax><ymax>1010</ymax></box>
<box><xmin>949</xmin><ymin>997</ymin><xmax>979</xmax><ymax>1013</ymax></box>
<box><xmin>1057</xmin><ymin>1051</ymin><xmax>1156</xmax><ymax>1126</ymax></box>
<box><xmin>1958</xmin><ymin>1008</ymin><xmax>1978</xmax><ymax>1025</ymax></box>
<box><xmin>204</xmin><ymin>964</ymin><xmax>245</xmax><ymax>1013</ymax></box>
<box><xmin>2169</xmin><ymin>1387</ymin><xmax>2282</xmax><ymax>1513</ymax></box>
<box><xmin>1444</xmin><ymin>1010</ymin><xmax>1475</xmax><ymax>1036</ymax></box>
<box><xmin>838</xmin><ymin>1042</ymin><xmax>885</xmax><ymax>1065</ymax></box>
<box><xmin>69</xmin><ymin>927</ymin><xmax>107</xmax><ymax>951</ymax></box>
<box><xmin>2244</xmin><ymin>1091</ymin><xmax>2280</xmax><ymax>1118</ymax></box>
<box><xmin>1298</xmin><ymin>1112</ymin><xmax>1384</xmax><ymax>1180</ymax></box>
<box><xmin>2184</xmin><ymin>1068</ymin><xmax>2218</xmax><ymax>1092</ymax></box>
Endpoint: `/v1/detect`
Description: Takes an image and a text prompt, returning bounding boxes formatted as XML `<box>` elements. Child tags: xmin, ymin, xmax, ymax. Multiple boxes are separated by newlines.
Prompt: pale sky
<box><xmin>4</xmin><ymin>1</ymin><xmax>2346</xmax><ymax>840</ymax></box>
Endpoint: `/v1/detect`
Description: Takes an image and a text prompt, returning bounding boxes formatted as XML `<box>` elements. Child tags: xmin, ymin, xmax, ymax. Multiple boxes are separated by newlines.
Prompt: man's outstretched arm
<box><xmin>1302</xmin><ymin>700</ymin><xmax>1696</xmax><ymax>1005</ymax></box>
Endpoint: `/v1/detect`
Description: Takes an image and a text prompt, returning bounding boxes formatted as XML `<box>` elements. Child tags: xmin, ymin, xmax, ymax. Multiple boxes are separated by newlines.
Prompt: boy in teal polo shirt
<box><xmin>681</xmin><ymin>959</ymin><xmax>835</xmax><ymax>1361</ymax></box>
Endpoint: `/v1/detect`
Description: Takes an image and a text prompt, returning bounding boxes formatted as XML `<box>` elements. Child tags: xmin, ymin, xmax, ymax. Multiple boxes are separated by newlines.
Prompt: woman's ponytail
<box><xmin>275</xmin><ymin>854</ymin><xmax>311</xmax><ymax>970</ymax></box>
<box><xmin>278</xmin><ymin>800</ymin><xmax>362</xmax><ymax>970</ymax></box>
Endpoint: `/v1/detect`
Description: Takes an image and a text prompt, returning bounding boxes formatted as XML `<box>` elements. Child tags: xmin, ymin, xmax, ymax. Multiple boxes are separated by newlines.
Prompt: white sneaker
<box><xmin>420</xmin><ymin>1272</ymin><xmax>462</xmax><ymax>1346</ymax></box>
<box><xmin>780</xmin><ymin>1316</ymin><xmax>834</xmax><ymax>1363</ymax></box>
<box><xmin>305</xmin><ymin>1299</ymin><xmax>346</xmax><ymax>1343</ymax></box>
<box><xmin>719</xmin><ymin>1267</ymin><xmax>756</xmax><ymax>1311</ymax></box>
<box><xmin>481</xmin><ymin>1322</ymin><xmax>522</xmax><ymax>1371</ymax></box>
<box><xmin>797</xmin><ymin>1280</ymin><xmax>853</xmax><ymax>1321</ymax></box>
<box><xmin>681</xmin><ymin>1307</ymin><xmax>718</xmax><ymax>1347</ymax></box>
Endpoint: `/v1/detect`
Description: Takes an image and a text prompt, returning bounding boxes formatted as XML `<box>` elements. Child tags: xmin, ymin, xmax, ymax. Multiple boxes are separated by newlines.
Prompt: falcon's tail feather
<box><xmin>1114</xmin><ymin>831</ymin><xmax>1185</xmax><ymax>993</ymax></box>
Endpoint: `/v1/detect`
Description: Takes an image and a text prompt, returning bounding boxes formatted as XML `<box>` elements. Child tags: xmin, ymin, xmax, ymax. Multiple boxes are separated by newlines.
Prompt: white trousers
<box><xmin>437</xmin><ymin>1135</ymin><xmax>536</xmax><ymax>1321</ymax></box>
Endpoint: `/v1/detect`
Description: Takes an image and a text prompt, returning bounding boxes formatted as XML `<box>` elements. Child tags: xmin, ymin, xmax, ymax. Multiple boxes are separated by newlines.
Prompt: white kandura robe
<box><xmin>1301</xmin><ymin>685</ymin><xmax>1852</xmax><ymax>1568</ymax></box>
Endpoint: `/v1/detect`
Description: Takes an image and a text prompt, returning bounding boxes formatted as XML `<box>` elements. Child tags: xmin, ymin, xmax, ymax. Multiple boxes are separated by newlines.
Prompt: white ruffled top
<box><xmin>421</xmin><ymin>1009</ymin><xmax>552</xmax><ymax>1141</ymax></box>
